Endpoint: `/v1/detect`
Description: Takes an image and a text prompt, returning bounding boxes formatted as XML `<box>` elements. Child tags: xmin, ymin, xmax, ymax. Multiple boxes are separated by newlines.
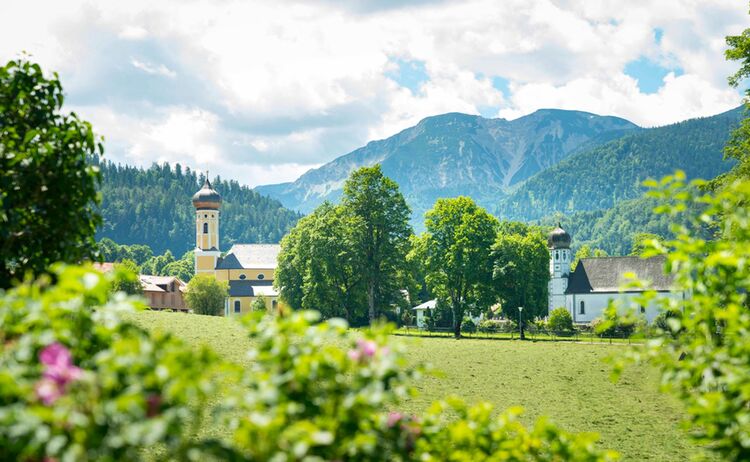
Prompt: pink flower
<box><xmin>35</xmin><ymin>342</ymin><xmax>83</xmax><ymax>406</ymax></box>
<box><xmin>35</xmin><ymin>378</ymin><xmax>62</xmax><ymax>405</ymax></box>
<box><xmin>387</xmin><ymin>411</ymin><xmax>404</xmax><ymax>428</ymax></box>
<box><xmin>357</xmin><ymin>339</ymin><xmax>378</xmax><ymax>357</ymax></box>
<box><xmin>347</xmin><ymin>349</ymin><xmax>362</xmax><ymax>362</ymax></box>
<box><xmin>146</xmin><ymin>394</ymin><xmax>162</xmax><ymax>418</ymax></box>
<box><xmin>39</xmin><ymin>342</ymin><xmax>72</xmax><ymax>368</ymax></box>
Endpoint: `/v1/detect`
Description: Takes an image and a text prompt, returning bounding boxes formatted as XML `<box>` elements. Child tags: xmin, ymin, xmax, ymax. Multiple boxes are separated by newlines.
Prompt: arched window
<box><xmin>579</xmin><ymin>300</ymin><xmax>585</xmax><ymax>315</ymax></box>
<box><xmin>555</xmin><ymin>251</ymin><xmax>559</xmax><ymax>261</ymax></box>
<box><xmin>203</xmin><ymin>222</ymin><xmax>208</xmax><ymax>234</ymax></box>
<box><xmin>257</xmin><ymin>274</ymin><xmax>265</xmax><ymax>280</ymax></box>
<box><xmin>234</xmin><ymin>300</ymin><xmax>241</xmax><ymax>313</ymax></box>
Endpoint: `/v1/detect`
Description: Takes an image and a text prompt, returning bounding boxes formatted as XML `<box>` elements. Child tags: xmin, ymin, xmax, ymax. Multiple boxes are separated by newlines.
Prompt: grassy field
<box><xmin>127</xmin><ymin>311</ymin><xmax>708</xmax><ymax>461</ymax></box>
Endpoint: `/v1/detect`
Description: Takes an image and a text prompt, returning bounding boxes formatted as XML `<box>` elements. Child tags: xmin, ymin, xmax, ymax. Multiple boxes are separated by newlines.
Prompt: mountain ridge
<box><xmin>256</xmin><ymin>108</ymin><xmax>639</xmax><ymax>220</ymax></box>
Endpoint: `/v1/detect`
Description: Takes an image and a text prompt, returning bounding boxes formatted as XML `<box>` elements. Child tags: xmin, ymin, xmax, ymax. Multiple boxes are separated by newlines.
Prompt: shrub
<box><xmin>478</xmin><ymin>318</ymin><xmax>514</xmax><ymax>333</ymax></box>
<box><xmin>547</xmin><ymin>307</ymin><xmax>574</xmax><ymax>333</ymax></box>
<box><xmin>251</xmin><ymin>295</ymin><xmax>267</xmax><ymax>312</ymax></box>
<box><xmin>0</xmin><ymin>265</ymin><xmax>617</xmax><ymax>461</ymax></box>
<box><xmin>462</xmin><ymin>317</ymin><xmax>477</xmax><ymax>334</ymax></box>
<box><xmin>0</xmin><ymin>265</ymin><xmax>224</xmax><ymax>461</ymax></box>
<box><xmin>184</xmin><ymin>274</ymin><xmax>228</xmax><ymax>315</ymax></box>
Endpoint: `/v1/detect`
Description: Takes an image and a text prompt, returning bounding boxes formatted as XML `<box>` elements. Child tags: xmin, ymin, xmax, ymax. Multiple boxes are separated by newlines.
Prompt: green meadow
<box><xmin>128</xmin><ymin>311</ymin><xmax>709</xmax><ymax>461</ymax></box>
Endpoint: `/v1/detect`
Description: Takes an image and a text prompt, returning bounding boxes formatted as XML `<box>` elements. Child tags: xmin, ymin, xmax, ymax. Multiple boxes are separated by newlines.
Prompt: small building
<box><xmin>412</xmin><ymin>299</ymin><xmax>437</xmax><ymax>328</ymax></box>
<box><xmin>139</xmin><ymin>275</ymin><xmax>188</xmax><ymax>311</ymax></box>
<box><xmin>547</xmin><ymin>224</ymin><xmax>689</xmax><ymax>323</ymax></box>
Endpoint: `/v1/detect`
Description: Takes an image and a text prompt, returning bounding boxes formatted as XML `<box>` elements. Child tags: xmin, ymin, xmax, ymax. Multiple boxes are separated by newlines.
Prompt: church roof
<box><xmin>216</xmin><ymin>244</ymin><xmax>281</xmax><ymax>270</ymax></box>
<box><xmin>192</xmin><ymin>178</ymin><xmax>222</xmax><ymax>210</ymax></box>
<box><xmin>228</xmin><ymin>280</ymin><xmax>277</xmax><ymax>297</ymax></box>
<box><xmin>565</xmin><ymin>255</ymin><xmax>675</xmax><ymax>294</ymax></box>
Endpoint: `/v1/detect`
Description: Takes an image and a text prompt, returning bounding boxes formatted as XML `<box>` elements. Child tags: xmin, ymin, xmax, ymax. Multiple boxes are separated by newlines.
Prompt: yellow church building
<box><xmin>192</xmin><ymin>178</ymin><xmax>282</xmax><ymax>316</ymax></box>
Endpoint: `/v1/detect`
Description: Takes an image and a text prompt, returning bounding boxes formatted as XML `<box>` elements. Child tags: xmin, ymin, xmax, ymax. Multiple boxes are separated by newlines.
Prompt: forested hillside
<box><xmin>537</xmin><ymin>196</ymin><xmax>673</xmax><ymax>255</ymax></box>
<box><xmin>497</xmin><ymin>106</ymin><xmax>742</xmax><ymax>221</ymax></box>
<box><xmin>96</xmin><ymin>160</ymin><xmax>302</xmax><ymax>255</ymax></box>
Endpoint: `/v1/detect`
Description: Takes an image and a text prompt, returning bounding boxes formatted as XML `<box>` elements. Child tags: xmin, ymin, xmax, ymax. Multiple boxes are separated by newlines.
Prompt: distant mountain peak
<box><xmin>255</xmin><ymin>107</ymin><xmax>640</xmax><ymax>223</ymax></box>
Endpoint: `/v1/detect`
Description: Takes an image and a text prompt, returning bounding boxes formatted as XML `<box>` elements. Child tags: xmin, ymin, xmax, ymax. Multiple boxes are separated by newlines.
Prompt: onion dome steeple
<box><xmin>548</xmin><ymin>223</ymin><xmax>571</xmax><ymax>249</ymax></box>
<box><xmin>192</xmin><ymin>174</ymin><xmax>222</xmax><ymax>210</ymax></box>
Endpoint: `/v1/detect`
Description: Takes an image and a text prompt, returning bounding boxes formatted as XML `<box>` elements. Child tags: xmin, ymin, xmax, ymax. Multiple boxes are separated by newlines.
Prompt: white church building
<box><xmin>547</xmin><ymin>225</ymin><xmax>689</xmax><ymax>324</ymax></box>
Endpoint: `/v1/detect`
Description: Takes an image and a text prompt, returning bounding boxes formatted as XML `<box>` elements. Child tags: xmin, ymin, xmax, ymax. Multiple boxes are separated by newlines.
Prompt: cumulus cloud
<box><xmin>0</xmin><ymin>0</ymin><xmax>748</xmax><ymax>186</ymax></box>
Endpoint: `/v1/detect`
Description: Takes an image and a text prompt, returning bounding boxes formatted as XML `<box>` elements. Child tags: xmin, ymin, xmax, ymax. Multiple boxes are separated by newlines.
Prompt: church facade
<box><xmin>192</xmin><ymin>178</ymin><xmax>283</xmax><ymax>316</ymax></box>
<box><xmin>547</xmin><ymin>225</ymin><xmax>689</xmax><ymax>323</ymax></box>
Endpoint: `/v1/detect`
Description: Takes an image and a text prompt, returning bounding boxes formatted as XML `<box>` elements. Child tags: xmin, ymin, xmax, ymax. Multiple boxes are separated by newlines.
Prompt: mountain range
<box><xmin>256</xmin><ymin>109</ymin><xmax>638</xmax><ymax>221</ymax></box>
<box><xmin>256</xmin><ymin>106</ymin><xmax>742</xmax><ymax>227</ymax></box>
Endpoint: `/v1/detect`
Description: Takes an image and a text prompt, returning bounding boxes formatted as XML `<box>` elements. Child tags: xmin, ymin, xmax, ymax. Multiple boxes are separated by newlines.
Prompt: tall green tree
<box><xmin>492</xmin><ymin>228</ymin><xmax>550</xmax><ymax>321</ymax></box>
<box><xmin>0</xmin><ymin>58</ymin><xmax>102</xmax><ymax>288</ymax></box>
<box><xmin>341</xmin><ymin>165</ymin><xmax>412</xmax><ymax>323</ymax></box>
<box><xmin>275</xmin><ymin>202</ymin><xmax>366</xmax><ymax>324</ymax></box>
<box><xmin>423</xmin><ymin>197</ymin><xmax>498</xmax><ymax>338</ymax></box>
<box><xmin>184</xmin><ymin>274</ymin><xmax>228</xmax><ymax>316</ymax></box>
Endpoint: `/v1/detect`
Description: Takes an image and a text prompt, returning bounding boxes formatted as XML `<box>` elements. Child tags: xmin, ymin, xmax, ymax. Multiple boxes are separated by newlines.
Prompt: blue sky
<box><xmin>0</xmin><ymin>0</ymin><xmax>747</xmax><ymax>185</ymax></box>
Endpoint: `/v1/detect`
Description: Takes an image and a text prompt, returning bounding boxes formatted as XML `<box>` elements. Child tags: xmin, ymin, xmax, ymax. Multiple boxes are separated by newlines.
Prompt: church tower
<box><xmin>548</xmin><ymin>224</ymin><xmax>571</xmax><ymax>314</ymax></box>
<box><xmin>192</xmin><ymin>176</ymin><xmax>222</xmax><ymax>276</ymax></box>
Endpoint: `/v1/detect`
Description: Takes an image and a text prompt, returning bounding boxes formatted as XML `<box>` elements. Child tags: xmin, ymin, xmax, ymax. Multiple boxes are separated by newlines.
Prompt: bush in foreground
<box><xmin>0</xmin><ymin>265</ymin><xmax>617</xmax><ymax>461</ymax></box>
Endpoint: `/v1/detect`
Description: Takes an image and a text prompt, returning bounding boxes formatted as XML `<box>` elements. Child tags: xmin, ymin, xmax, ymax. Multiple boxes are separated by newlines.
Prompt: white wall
<box><xmin>565</xmin><ymin>291</ymin><xmax>688</xmax><ymax>324</ymax></box>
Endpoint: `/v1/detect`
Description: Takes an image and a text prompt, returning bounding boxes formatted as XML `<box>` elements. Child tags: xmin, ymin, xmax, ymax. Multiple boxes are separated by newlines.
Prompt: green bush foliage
<box><xmin>547</xmin><ymin>307</ymin><xmax>574</xmax><ymax>332</ymax></box>
<box><xmin>0</xmin><ymin>265</ymin><xmax>617</xmax><ymax>461</ymax></box>
<box><xmin>618</xmin><ymin>174</ymin><xmax>750</xmax><ymax>460</ymax></box>
<box><xmin>0</xmin><ymin>265</ymin><xmax>224</xmax><ymax>461</ymax></box>
<box><xmin>184</xmin><ymin>274</ymin><xmax>228</xmax><ymax>316</ymax></box>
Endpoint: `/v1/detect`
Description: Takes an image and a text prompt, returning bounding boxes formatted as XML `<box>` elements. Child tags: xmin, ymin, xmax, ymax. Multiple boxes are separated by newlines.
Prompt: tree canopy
<box><xmin>342</xmin><ymin>165</ymin><xmax>412</xmax><ymax>322</ymax></box>
<box><xmin>423</xmin><ymin>196</ymin><xmax>498</xmax><ymax>338</ymax></box>
<box><xmin>0</xmin><ymin>58</ymin><xmax>102</xmax><ymax>288</ymax></box>
<box><xmin>184</xmin><ymin>275</ymin><xmax>227</xmax><ymax>316</ymax></box>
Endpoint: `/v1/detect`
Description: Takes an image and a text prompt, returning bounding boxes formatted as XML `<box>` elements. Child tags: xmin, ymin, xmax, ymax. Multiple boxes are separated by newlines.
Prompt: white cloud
<box><xmin>0</xmin><ymin>0</ymin><xmax>748</xmax><ymax>186</ymax></box>
<box><xmin>130</xmin><ymin>58</ymin><xmax>176</xmax><ymax>78</ymax></box>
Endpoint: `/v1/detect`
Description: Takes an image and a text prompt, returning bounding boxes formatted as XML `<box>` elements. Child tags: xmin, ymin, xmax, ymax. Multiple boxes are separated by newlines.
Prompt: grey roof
<box><xmin>566</xmin><ymin>255</ymin><xmax>674</xmax><ymax>294</ymax></box>
<box><xmin>216</xmin><ymin>244</ymin><xmax>281</xmax><ymax>270</ymax></box>
<box><xmin>228</xmin><ymin>280</ymin><xmax>277</xmax><ymax>297</ymax></box>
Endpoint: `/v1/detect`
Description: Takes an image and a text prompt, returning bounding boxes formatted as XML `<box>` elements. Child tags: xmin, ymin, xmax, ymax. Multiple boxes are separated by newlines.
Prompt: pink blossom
<box><xmin>357</xmin><ymin>339</ymin><xmax>378</xmax><ymax>357</ymax></box>
<box><xmin>35</xmin><ymin>342</ymin><xmax>83</xmax><ymax>406</ymax></box>
<box><xmin>387</xmin><ymin>411</ymin><xmax>403</xmax><ymax>428</ymax></box>
<box><xmin>39</xmin><ymin>342</ymin><xmax>72</xmax><ymax>368</ymax></box>
<box><xmin>35</xmin><ymin>378</ymin><xmax>62</xmax><ymax>405</ymax></box>
<box><xmin>347</xmin><ymin>349</ymin><xmax>362</xmax><ymax>362</ymax></box>
<box><xmin>146</xmin><ymin>394</ymin><xmax>162</xmax><ymax>418</ymax></box>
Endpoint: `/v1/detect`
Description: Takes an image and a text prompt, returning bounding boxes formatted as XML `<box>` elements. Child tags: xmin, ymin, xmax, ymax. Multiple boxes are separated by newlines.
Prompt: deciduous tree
<box><xmin>0</xmin><ymin>58</ymin><xmax>102</xmax><ymax>288</ymax></box>
<box><xmin>423</xmin><ymin>197</ymin><xmax>497</xmax><ymax>338</ymax></box>
<box><xmin>342</xmin><ymin>165</ymin><xmax>412</xmax><ymax>323</ymax></box>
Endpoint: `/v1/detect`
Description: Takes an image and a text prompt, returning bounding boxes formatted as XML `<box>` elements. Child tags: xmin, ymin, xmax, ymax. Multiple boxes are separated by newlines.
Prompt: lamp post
<box><xmin>518</xmin><ymin>306</ymin><xmax>525</xmax><ymax>340</ymax></box>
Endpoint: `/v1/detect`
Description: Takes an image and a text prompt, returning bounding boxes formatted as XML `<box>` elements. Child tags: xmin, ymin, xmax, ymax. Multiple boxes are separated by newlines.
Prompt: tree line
<box><xmin>95</xmin><ymin>159</ymin><xmax>302</xmax><ymax>255</ymax></box>
<box><xmin>275</xmin><ymin>165</ymin><xmax>552</xmax><ymax>337</ymax></box>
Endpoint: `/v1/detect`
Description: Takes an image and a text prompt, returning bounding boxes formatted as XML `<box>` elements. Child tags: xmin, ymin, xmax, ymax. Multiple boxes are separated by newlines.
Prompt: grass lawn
<box><xmin>127</xmin><ymin>310</ymin><xmax>709</xmax><ymax>461</ymax></box>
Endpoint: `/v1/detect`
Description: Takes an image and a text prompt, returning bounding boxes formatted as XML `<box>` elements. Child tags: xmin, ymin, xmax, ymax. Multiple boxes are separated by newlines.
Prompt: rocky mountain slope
<box><xmin>256</xmin><ymin>109</ymin><xmax>638</xmax><ymax>221</ymax></box>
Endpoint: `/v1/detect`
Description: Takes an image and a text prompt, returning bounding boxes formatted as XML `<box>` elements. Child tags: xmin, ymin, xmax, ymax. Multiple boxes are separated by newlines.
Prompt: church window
<box><xmin>272</xmin><ymin>300</ymin><xmax>278</xmax><ymax>310</ymax></box>
<box><xmin>579</xmin><ymin>301</ymin><xmax>585</xmax><ymax>315</ymax></box>
<box><xmin>204</xmin><ymin>214</ymin><xmax>208</xmax><ymax>218</ymax></box>
<box><xmin>239</xmin><ymin>274</ymin><xmax>246</xmax><ymax>280</ymax></box>
<box><xmin>640</xmin><ymin>305</ymin><xmax>646</xmax><ymax>314</ymax></box>
<box><xmin>234</xmin><ymin>300</ymin><xmax>241</xmax><ymax>313</ymax></box>
<box><xmin>203</xmin><ymin>222</ymin><xmax>208</xmax><ymax>233</ymax></box>
<box><xmin>555</xmin><ymin>251</ymin><xmax>559</xmax><ymax>261</ymax></box>
<box><xmin>257</xmin><ymin>274</ymin><xmax>265</xmax><ymax>280</ymax></box>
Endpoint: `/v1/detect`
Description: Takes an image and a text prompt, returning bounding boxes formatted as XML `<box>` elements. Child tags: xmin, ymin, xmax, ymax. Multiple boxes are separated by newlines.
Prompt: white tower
<box><xmin>548</xmin><ymin>223</ymin><xmax>572</xmax><ymax>315</ymax></box>
<box><xmin>192</xmin><ymin>176</ymin><xmax>222</xmax><ymax>276</ymax></box>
